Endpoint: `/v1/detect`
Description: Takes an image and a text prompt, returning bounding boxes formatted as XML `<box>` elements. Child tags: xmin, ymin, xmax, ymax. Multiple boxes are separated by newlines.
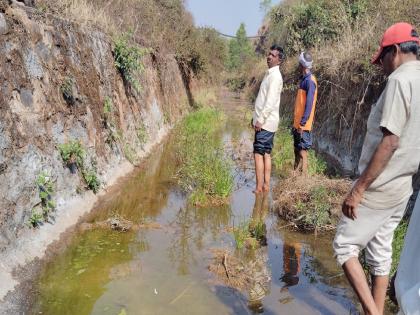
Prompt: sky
<box><xmin>186</xmin><ymin>0</ymin><xmax>281</xmax><ymax>37</ymax></box>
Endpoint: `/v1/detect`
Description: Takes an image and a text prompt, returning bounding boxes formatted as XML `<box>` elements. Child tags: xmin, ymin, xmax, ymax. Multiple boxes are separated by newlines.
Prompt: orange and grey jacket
<box><xmin>293</xmin><ymin>72</ymin><xmax>318</xmax><ymax>131</ymax></box>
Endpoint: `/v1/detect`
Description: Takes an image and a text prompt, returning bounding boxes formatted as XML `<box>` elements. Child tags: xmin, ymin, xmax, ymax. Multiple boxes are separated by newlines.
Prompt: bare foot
<box><xmin>263</xmin><ymin>184</ymin><xmax>270</xmax><ymax>192</ymax></box>
<box><xmin>253</xmin><ymin>189</ymin><xmax>263</xmax><ymax>194</ymax></box>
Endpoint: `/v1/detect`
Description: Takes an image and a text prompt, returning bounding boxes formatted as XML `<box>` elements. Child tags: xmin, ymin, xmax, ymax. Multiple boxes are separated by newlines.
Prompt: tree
<box><xmin>227</xmin><ymin>23</ymin><xmax>254</xmax><ymax>71</ymax></box>
<box><xmin>260</xmin><ymin>0</ymin><xmax>272</xmax><ymax>14</ymax></box>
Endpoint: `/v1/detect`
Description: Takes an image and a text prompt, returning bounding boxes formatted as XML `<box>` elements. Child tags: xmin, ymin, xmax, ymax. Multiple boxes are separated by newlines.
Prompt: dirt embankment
<box><xmin>0</xmin><ymin>0</ymin><xmax>198</xmax><ymax>299</ymax></box>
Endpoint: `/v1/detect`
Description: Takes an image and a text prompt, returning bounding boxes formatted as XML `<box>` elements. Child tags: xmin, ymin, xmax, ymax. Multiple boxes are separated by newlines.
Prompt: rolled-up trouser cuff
<box><xmin>335</xmin><ymin>253</ymin><xmax>359</xmax><ymax>267</ymax></box>
<box><xmin>369</xmin><ymin>265</ymin><xmax>391</xmax><ymax>276</ymax></box>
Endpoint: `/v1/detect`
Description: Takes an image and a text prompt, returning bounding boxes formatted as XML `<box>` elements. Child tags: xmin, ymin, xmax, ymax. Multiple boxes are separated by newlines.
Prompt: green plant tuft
<box><xmin>36</xmin><ymin>171</ymin><xmax>55</xmax><ymax>218</ymax></box>
<box><xmin>137</xmin><ymin>125</ymin><xmax>148</xmax><ymax>146</ymax></box>
<box><xmin>58</xmin><ymin>140</ymin><xmax>85</xmax><ymax>169</ymax></box>
<box><xmin>114</xmin><ymin>33</ymin><xmax>148</xmax><ymax>93</ymax></box>
<box><xmin>58</xmin><ymin>141</ymin><xmax>100</xmax><ymax>193</ymax></box>
<box><xmin>176</xmin><ymin>108</ymin><xmax>234</xmax><ymax>205</ymax></box>
<box><xmin>28</xmin><ymin>209</ymin><xmax>43</xmax><ymax>228</ymax></box>
<box><xmin>60</xmin><ymin>77</ymin><xmax>75</xmax><ymax>105</ymax></box>
<box><xmin>82</xmin><ymin>169</ymin><xmax>100</xmax><ymax>194</ymax></box>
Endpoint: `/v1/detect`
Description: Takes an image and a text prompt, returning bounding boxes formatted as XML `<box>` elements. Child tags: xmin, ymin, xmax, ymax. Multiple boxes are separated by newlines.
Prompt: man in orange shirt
<box><xmin>292</xmin><ymin>52</ymin><xmax>318</xmax><ymax>176</ymax></box>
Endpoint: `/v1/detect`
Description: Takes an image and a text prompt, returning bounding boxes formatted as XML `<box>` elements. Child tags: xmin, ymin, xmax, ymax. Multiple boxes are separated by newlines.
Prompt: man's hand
<box><xmin>255</xmin><ymin>121</ymin><xmax>263</xmax><ymax>132</ymax></box>
<box><xmin>297</xmin><ymin>126</ymin><xmax>303</xmax><ymax>134</ymax></box>
<box><xmin>342</xmin><ymin>188</ymin><xmax>363</xmax><ymax>220</ymax></box>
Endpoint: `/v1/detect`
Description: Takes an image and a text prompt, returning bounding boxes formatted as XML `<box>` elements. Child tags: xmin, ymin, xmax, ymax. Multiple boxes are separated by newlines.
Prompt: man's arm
<box><xmin>255</xmin><ymin>75</ymin><xmax>282</xmax><ymax>130</ymax></box>
<box><xmin>342</xmin><ymin>128</ymin><xmax>399</xmax><ymax>219</ymax></box>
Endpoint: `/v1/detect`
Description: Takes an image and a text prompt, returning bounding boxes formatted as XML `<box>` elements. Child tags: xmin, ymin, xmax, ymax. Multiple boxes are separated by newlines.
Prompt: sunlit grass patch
<box><xmin>272</xmin><ymin>125</ymin><xmax>327</xmax><ymax>177</ymax></box>
<box><xmin>176</xmin><ymin>108</ymin><xmax>234</xmax><ymax>206</ymax></box>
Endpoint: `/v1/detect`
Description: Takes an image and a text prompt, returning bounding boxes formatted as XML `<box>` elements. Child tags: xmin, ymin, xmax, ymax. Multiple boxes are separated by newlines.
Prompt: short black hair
<box><xmin>399</xmin><ymin>41</ymin><xmax>419</xmax><ymax>56</ymax></box>
<box><xmin>270</xmin><ymin>44</ymin><xmax>285</xmax><ymax>60</ymax></box>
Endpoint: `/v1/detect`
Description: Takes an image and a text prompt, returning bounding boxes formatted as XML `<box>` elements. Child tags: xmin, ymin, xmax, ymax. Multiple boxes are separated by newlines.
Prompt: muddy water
<box><xmin>30</xmin><ymin>95</ymin><xmax>359</xmax><ymax>315</ymax></box>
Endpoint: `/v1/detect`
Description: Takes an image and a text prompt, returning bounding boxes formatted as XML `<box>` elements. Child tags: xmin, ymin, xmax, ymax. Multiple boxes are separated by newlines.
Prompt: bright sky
<box><xmin>186</xmin><ymin>0</ymin><xmax>281</xmax><ymax>37</ymax></box>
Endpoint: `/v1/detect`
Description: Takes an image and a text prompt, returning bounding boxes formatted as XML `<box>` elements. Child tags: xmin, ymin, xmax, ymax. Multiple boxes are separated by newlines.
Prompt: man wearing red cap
<box><xmin>333</xmin><ymin>22</ymin><xmax>420</xmax><ymax>315</ymax></box>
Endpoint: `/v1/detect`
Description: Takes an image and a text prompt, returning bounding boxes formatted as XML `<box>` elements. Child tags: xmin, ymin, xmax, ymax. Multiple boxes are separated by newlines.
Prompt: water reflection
<box><xmin>168</xmin><ymin>204</ymin><xmax>231</xmax><ymax>275</ymax></box>
<box><xmin>280</xmin><ymin>242</ymin><xmax>302</xmax><ymax>288</ymax></box>
<box><xmin>246</xmin><ymin>193</ymin><xmax>271</xmax><ymax>312</ymax></box>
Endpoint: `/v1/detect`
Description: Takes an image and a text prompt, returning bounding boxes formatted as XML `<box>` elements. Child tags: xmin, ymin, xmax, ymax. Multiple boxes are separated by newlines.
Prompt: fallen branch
<box><xmin>223</xmin><ymin>252</ymin><xmax>230</xmax><ymax>280</ymax></box>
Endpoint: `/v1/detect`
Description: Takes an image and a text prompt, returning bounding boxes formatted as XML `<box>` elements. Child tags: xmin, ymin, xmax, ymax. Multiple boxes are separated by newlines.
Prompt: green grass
<box><xmin>176</xmin><ymin>108</ymin><xmax>234</xmax><ymax>205</ymax></box>
<box><xmin>300</xmin><ymin>186</ymin><xmax>332</xmax><ymax>231</ymax></box>
<box><xmin>271</xmin><ymin>125</ymin><xmax>327</xmax><ymax>176</ymax></box>
<box><xmin>36</xmin><ymin>171</ymin><xmax>56</xmax><ymax>218</ymax></box>
<box><xmin>391</xmin><ymin>219</ymin><xmax>409</xmax><ymax>276</ymax></box>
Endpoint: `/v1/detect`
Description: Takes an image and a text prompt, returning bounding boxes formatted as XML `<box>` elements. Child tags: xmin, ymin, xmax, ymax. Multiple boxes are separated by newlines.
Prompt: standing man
<box><xmin>252</xmin><ymin>45</ymin><xmax>284</xmax><ymax>193</ymax></box>
<box><xmin>333</xmin><ymin>23</ymin><xmax>420</xmax><ymax>315</ymax></box>
<box><xmin>292</xmin><ymin>51</ymin><xmax>318</xmax><ymax>176</ymax></box>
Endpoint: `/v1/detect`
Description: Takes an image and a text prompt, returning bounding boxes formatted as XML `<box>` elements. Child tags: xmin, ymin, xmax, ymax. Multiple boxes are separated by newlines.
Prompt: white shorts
<box><xmin>333</xmin><ymin>199</ymin><xmax>408</xmax><ymax>276</ymax></box>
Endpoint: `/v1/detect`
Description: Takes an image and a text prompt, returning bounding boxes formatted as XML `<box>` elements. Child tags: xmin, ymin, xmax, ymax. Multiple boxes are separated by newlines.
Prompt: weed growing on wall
<box><xmin>136</xmin><ymin>125</ymin><xmax>148</xmax><ymax>147</ymax></box>
<box><xmin>58</xmin><ymin>141</ymin><xmax>101</xmax><ymax>193</ymax></box>
<box><xmin>28</xmin><ymin>210</ymin><xmax>44</xmax><ymax>228</ymax></box>
<box><xmin>58</xmin><ymin>140</ymin><xmax>85</xmax><ymax>169</ymax></box>
<box><xmin>28</xmin><ymin>171</ymin><xmax>56</xmax><ymax>228</ymax></box>
<box><xmin>36</xmin><ymin>171</ymin><xmax>56</xmax><ymax>218</ymax></box>
<box><xmin>60</xmin><ymin>76</ymin><xmax>76</xmax><ymax>105</ymax></box>
<box><xmin>123</xmin><ymin>144</ymin><xmax>137</xmax><ymax>165</ymax></box>
<box><xmin>114</xmin><ymin>33</ymin><xmax>149</xmax><ymax>93</ymax></box>
<box><xmin>82</xmin><ymin>169</ymin><xmax>100</xmax><ymax>194</ymax></box>
<box><xmin>102</xmin><ymin>97</ymin><xmax>114</xmax><ymax>126</ymax></box>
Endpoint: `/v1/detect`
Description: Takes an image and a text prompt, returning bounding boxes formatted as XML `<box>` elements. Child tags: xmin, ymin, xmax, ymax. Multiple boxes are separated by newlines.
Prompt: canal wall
<box><xmin>0</xmin><ymin>0</ymin><xmax>196</xmax><ymax>291</ymax></box>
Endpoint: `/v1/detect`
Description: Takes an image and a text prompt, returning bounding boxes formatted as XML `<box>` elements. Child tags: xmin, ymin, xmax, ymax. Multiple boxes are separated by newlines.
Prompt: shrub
<box><xmin>28</xmin><ymin>210</ymin><xmax>43</xmax><ymax>228</ymax></box>
<box><xmin>36</xmin><ymin>171</ymin><xmax>56</xmax><ymax>218</ymax></box>
<box><xmin>82</xmin><ymin>169</ymin><xmax>100</xmax><ymax>193</ymax></box>
<box><xmin>60</xmin><ymin>77</ymin><xmax>75</xmax><ymax>105</ymax></box>
<box><xmin>114</xmin><ymin>33</ymin><xmax>148</xmax><ymax>92</ymax></box>
<box><xmin>58</xmin><ymin>140</ymin><xmax>85</xmax><ymax>168</ymax></box>
<box><xmin>58</xmin><ymin>141</ymin><xmax>101</xmax><ymax>193</ymax></box>
<box><xmin>102</xmin><ymin>97</ymin><xmax>114</xmax><ymax>126</ymax></box>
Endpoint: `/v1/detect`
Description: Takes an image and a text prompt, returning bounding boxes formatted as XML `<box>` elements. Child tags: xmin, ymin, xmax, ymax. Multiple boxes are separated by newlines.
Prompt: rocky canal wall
<box><xmin>0</xmin><ymin>1</ymin><xmax>193</xmax><ymax>254</ymax></box>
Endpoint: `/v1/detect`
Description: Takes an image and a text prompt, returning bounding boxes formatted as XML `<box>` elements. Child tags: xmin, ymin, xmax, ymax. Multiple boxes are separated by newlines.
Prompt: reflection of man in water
<box><xmin>250</xmin><ymin>193</ymin><xmax>269</xmax><ymax>246</ymax></box>
<box><xmin>281</xmin><ymin>242</ymin><xmax>301</xmax><ymax>288</ymax></box>
<box><xmin>247</xmin><ymin>193</ymin><xmax>271</xmax><ymax>312</ymax></box>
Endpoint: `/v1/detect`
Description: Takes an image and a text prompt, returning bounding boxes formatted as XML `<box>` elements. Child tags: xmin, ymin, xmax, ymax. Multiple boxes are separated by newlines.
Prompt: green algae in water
<box><xmin>33</xmin><ymin>229</ymin><xmax>145</xmax><ymax>315</ymax></box>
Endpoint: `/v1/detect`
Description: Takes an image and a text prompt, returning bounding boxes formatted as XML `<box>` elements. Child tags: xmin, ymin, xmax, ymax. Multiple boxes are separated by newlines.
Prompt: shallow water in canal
<box><xmin>30</xmin><ymin>95</ymin><xmax>360</xmax><ymax>315</ymax></box>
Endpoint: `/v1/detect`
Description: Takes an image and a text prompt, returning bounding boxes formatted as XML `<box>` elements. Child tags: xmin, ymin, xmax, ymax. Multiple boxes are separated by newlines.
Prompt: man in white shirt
<box><xmin>252</xmin><ymin>45</ymin><xmax>283</xmax><ymax>193</ymax></box>
<box><xmin>333</xmin><ymin>23</ymin><xmax>420</xmax><ymax>315</ymax></box>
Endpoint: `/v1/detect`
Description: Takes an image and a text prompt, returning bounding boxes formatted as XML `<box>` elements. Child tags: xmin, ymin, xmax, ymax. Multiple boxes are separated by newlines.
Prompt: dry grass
<box><xmin>36</xmin><ymin>0</ymin><xmax>194</xmax><ymax>51</ymax></box>
<box><xmin>273</xmin><ymin>174</ymin><xmax>351</xmax><ymax>232</ymax></box>
<box><xmin>208</xmin><ymin>248</ymin><xmax>270</xmax><ymax>301</ymax></box>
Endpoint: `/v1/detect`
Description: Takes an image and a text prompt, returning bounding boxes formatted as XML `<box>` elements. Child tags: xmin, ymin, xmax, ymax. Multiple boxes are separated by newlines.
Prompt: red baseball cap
<box><xmin>371</xmin><ymin>22</ymin><xmax>419</xmax><ymax>64</ymax></box>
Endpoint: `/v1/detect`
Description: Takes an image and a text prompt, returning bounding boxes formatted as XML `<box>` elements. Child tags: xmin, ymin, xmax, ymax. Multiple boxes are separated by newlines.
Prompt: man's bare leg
<box><xmin>300</xmin><ymin>149</ymin><xmax>308</xmax><ymax>176</ymax></box>
<box><xmin>254</xmin><ymin>153</ymin><xmax>264</xmax><ymax>193</ymax></box>
<box><xmin>294</xmin><ymin>148</ymin><xmax>301</xmax><ymax>172</ymax></box>
<box><xmin>372</xmin><ymin>275</ymin><xmax>389</xmax><ymax>315</ymax></box>
<box><xmin>343</xmin><ymin>257</ymin><xmax>380</xmax><ymax>315</ymax></box>
<box><xmin>263</xmin><ymin>153</ymin><xmax>271</xmax><ymax>192</ymax></box>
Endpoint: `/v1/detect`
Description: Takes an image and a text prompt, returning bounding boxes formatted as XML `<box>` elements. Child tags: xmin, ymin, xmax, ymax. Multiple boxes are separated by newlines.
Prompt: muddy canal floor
<box><xmin>3</xmin><ymin>93</ymin><xmax>365</xmax><ymax>314</ymax></box>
